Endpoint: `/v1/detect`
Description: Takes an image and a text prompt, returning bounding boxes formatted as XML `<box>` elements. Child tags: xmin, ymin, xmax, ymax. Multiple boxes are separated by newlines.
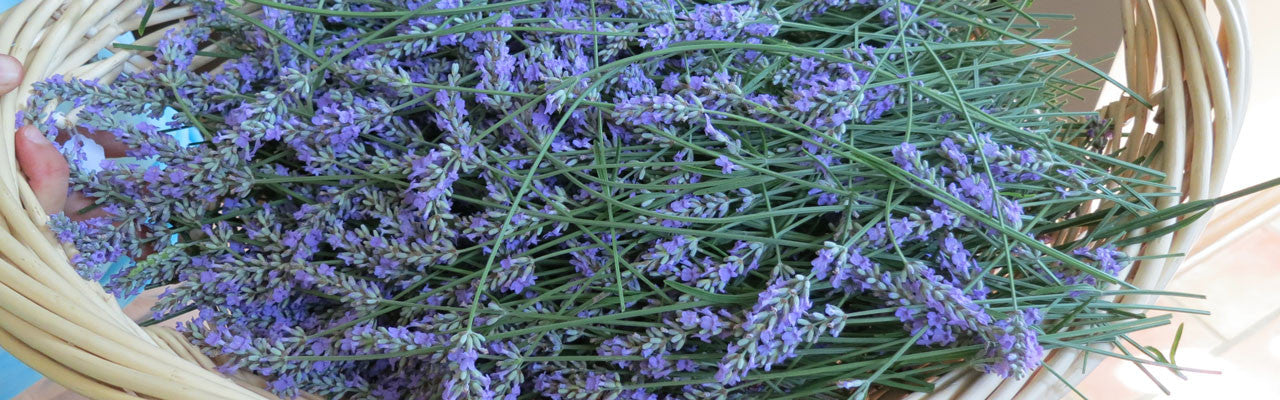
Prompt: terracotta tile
<box><xmin>12</xmin><ymin>380</ymin><xmax>87</xmax><ymax>400</ymax></box>
<box><xmin>1268</xmin><ymin>216</ymin><xmax>1280</xmax><ymax>233</ymax></box>
<box><xmin>1084</xmin><ymin>343</ymin><xmax>1279</xmax><ymax>399</ymax></box>
<box><xmin>1162</xmin><ymin>227</ymin><xmax>1280</xmax><ymax>339</ymax></box>
<box><xmin>1073</xmin><ymin>309</ymin><xmax>1280</xmax><ymax>399</ymax></box>
<box><xmin>1075</xmin><ymin>219</ymin><xmax>1280</xmax><ymax>399</ymax></box>
<box><xmin>49</xmin><ymin>392</ymin><xmax>88</xmax><ymax>400</ymax></box>
<box><xmin>1212</xmin><ymin>307</ymin><xmax>1280</xmax><ymax>390</ymax></box>
<box><xmin>1073</xmin><ymin>295</ymin><xmax>1225</xmax><ymax>399</ymax></box>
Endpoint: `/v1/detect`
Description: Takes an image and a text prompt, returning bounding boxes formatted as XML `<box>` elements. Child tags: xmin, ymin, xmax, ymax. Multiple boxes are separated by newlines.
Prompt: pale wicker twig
<box><xmin>0</xmin><ymin>0</ymin><xmax>1249</xmax><ymax>399</ymax></box>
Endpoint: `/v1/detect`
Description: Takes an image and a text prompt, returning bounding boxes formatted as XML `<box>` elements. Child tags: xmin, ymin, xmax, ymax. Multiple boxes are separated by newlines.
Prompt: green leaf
<box><xmin>1170</xmin><ymin>323</ymin><xmax>1184</xmax><ymax>365</ymax></box>
<box><xmin>663</xmin><ymin>280</ymin><xmax>757</xmax><ymax>304</ymax></box>
<box><xmin>138</xmin><ymin>1</ymin><xmax>155</xmax><ymax>36</ymax></box>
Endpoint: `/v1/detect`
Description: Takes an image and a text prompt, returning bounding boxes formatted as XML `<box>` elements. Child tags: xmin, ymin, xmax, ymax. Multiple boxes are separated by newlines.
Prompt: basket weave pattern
<box><xmin>0</xmin><ymin>0</ymin><xmax>1249</xmax><ymax>399</ymax></box>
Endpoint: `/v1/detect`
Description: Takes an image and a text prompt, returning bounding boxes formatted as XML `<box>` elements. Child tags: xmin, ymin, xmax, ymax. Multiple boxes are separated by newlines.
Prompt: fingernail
<box><xmin>0</xmin><ymin>55</ymin><xmax>21</xmax><ymax>88</ymax></box>
<box><xmin>21</xmin><ymin>126</ymin><xmax>47</xmax><ymax>145</ymax></box>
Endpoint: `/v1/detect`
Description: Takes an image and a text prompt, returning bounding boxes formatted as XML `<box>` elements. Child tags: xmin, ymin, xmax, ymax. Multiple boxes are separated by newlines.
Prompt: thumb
<box><xmin>0</xmin><ymin>54</ymin><xmax>23</xmax><ymax>94</ymax></box>
<box><xmin>16</xmin><ymin>126</ymin><xmax>70</xmax><ymax>214</ymax></box>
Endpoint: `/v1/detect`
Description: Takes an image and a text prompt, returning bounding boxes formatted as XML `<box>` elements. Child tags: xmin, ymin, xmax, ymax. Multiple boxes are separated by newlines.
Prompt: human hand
<box><xmin>3</xmin><ymin>54</ymin><xmax>114</xmax><ymax>219</ymax></box>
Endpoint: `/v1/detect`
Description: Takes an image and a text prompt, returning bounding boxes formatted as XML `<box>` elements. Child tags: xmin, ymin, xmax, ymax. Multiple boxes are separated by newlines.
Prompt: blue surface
<box><xmin>1</xmin><ymin>1</ymin><xmax>201</xmax><ymax>395</ymax></box>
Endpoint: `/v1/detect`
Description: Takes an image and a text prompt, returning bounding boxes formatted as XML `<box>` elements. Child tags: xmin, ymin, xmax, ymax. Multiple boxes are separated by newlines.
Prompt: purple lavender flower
<box><xmin>635</xmin><ymin>235</ymin><xmax>700</xmax><ymax>277</ymax></box>
<box><xmin>443</xmin><ymin>332</ymin><xmax>494</xmax><ymax>400</ymax></box>
<box><xmin>716</xmin><ymin>271</ymin><xmax>812</xmax><ymax>385</ymax></box>
<box><xmin>715</xmin><ymin>155</ymin><xmax>742</xmax><ymax>174</ymax></box>
<box><xmin>894</xmin><ymin>262</ymin><xmax>993</xmax><ymax>346</ymax></box>
<box><xmin>979</xmin><ymin>308</ymin><xmax>1045</xmax><ymax>378</ymax></box>
<box><xmin>641</xmin><ymin>3</ymin><xmax>778</xmax><ymax>49</ymax></box>
<box><xmin>1057</xmin><ymin>245</ymin><xmax>1130</xmax><ymax>295</ymax></box>
<box><xmin>893</xmin><ymin>142</ymin><xmax>922</xmax><ymax>175</ymax></box>
<box><xmin>614</xmin><ymin>93</ymin><xmax>742</xmax><ymax>154</ymax></box>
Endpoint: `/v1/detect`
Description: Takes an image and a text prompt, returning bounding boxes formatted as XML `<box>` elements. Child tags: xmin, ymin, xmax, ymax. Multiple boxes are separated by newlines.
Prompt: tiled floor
<box><xmin>1071</xmin><ymin>215</ymin><xmax>1280</xmax><ymax>399</ymax></box>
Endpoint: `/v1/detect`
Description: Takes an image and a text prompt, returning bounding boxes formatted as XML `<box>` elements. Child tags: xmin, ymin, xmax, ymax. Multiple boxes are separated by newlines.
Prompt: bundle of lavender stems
<box><xmin>24</xmin><ymin>0</ymin><xmax>1214</xmax><ymax>398</ymax></box>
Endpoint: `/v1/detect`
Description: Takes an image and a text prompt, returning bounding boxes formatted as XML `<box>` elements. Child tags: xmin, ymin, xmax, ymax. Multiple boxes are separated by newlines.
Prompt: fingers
<box><xmin>6</xmin><ymin>55</ymin><xmax>120</xmax><ymax>221</ymax></box>
<box><xmin>79</xmin><ymin>127</ymin><xmax>130</xmax><ymax>158</ymax></box>
<box><xmin>7</xmin><ymin>57</ymin><xmax>76</xmax><ymax>216</ymax></box>
<box><xmin>16</xmin><ymin>125</ymin><xmax>70</xmax><ymax>214</ymax></box>
<box><xmin>3</xmin><ymin>55</ymin><xmax>127</xmax><ymax>157</ymax></box>
<box><xmin>0</xmin><ymin>54</ymin><xmax>23</xmax><ymax>94</ymax></box>
<box><xmin>54</xmin><ymin>127</ymin><xmax>130</xmax><ymax>158</ymax></box>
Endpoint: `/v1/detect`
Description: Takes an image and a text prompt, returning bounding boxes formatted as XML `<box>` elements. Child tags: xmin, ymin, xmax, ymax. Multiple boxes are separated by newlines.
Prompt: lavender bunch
<box><xmin>26</xmin><ymin>0</ymin><xmax>1238</xmax><ymax>398</ymax></box>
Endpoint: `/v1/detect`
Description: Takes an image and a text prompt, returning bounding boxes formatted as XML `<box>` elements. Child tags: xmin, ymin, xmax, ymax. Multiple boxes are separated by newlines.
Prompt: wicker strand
<box><xmin>0</xmin><ymin>327</ymin><xmax>146</xmax><ymax>400</ymax></box>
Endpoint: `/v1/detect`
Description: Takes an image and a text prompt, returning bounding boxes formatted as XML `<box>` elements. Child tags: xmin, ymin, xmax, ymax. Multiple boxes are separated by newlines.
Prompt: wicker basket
<box><xmin>0</xmin><ymin>0</ymin><xmax>1249</xmax><ymax>399</ymax></box>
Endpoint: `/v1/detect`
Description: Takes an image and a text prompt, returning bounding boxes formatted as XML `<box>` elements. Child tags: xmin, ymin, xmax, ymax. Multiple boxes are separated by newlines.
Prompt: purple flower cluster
<box><xmin>532</xmin><ymin>366</ymin><xmax>657</xmax><ymax>400</ymax></box>
<box><xmin>813</xmin><ymin>240</ymin><xmax>1046</xmax><ymax>376</ymax></box>
<box><xmin>640</xmin><ymin>3</ymin><xmax>779</xmax><ymax>50</ymax></box>
<box><xmin>980</xmin><ymin>308</ymin><xmax>1045</xmax><ymax>379</ymax></box>
<box><xmin>1059</xmin><ymin>245</ymin><xmax>1129</xmax><ymax>294</ymax></box>
<box><xmin>794</xmin><ymin>0</ymin><xmax>945</xmax><ymax>34</ymax></box>
<box><xmin>443</xmin><ymin>331</ymin><xmax>493</xmax><ymax>400</ymax></box>
<box><xmin>716</xmin><ymin>270</ymin><xmax>812</xmax><ymax>385</ymax></box>
<box><xmin>596</xmin><ymin>307</ymin><xmax>736</xmax><ymax>378</ymax></box>
<box><xmin>893</xmin><ymin>134</ymin><xmax>1049</xmax><ymax>230</ymax></box>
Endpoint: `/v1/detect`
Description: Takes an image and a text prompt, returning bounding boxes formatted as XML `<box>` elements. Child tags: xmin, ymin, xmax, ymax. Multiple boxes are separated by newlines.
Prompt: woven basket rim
<box><xmin>0</xmin><ymin>1</ymin><xmax>1250</xmax><ymax>399</ymax></box>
